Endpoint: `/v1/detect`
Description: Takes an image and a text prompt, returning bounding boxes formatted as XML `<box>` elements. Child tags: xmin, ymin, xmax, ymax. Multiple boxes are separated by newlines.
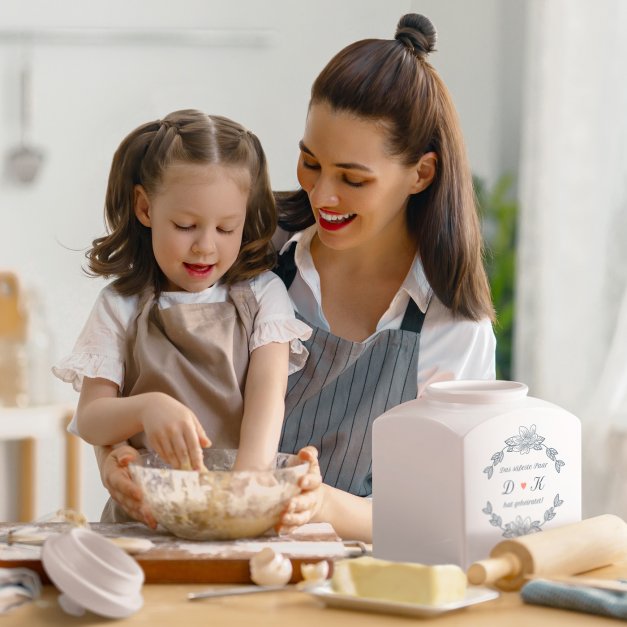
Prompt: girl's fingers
<box><xmin>168</xmin><ymin>432</ymin><xmax>192</xmax><ymax>470</ymax></box>
<box><xmin>194</xmin><ymin>421</ymin><xmax>211</xmax><ymax>449</ymax></box>
<box><xmin>183</xmin><ymin>428</ymin><xmax>205</xmax><ymax>471</ymax></box>
<box><xmin>154</xmin><ymin>438</ymin><xmax>176</xmax><ymax>468</ymax></box>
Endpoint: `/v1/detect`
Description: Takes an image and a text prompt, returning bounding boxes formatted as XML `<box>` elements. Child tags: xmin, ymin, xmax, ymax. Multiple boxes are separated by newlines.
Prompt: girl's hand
<box><xmin>276</xmin><ymin>446</ymin><xmax>324</xmax><ymax>534</ymax></box>
<box><xmin>101</xmin><ymin>444</ymin><xmax>157</xmax><ymax>528</ymax></box>
<box><xmin>140</xmin><ymin>393</ymin><xmax>211</xmax><ymax>470</ymax></box>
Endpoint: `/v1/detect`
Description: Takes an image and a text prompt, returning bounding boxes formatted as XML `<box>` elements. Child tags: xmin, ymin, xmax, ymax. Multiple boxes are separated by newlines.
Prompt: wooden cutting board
<box><xmin>0</xmin><ymin>522</ymin><xmax>364</xmax><ymax>584</ymax></box>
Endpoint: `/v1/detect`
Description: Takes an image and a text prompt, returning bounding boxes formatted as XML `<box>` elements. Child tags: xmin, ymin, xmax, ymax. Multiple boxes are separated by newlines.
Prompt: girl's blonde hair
<box><xmin>87</xmin><ymin>109</ymin><xmax>276</xmax><ymax>295</ymax></box>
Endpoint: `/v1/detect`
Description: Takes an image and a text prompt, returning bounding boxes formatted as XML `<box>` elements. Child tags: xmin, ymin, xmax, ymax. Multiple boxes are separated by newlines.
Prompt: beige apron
<box><xmin>101</xmin><ymin>281</ymin><xmax>258</xmax><ymax>522</ymax></box>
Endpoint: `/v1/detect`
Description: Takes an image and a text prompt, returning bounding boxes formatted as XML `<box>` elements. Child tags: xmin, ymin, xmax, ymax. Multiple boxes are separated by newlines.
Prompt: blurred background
<box><xmin>0</xmin><ymin>0</ymin><xmax>625</xmax><ymax>522</ymax></box>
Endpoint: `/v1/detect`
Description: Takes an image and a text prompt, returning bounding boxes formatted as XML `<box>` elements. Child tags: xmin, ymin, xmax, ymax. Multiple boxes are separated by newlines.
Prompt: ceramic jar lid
<box><xmin>41</xmin><ymin>527</ymin><xmax>144</xmax><ymax>618</ymax></box>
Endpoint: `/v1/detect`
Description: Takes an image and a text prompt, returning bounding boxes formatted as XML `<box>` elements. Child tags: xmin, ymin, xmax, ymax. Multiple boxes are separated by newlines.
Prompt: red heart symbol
<box><xmin>521</xmin><ymin>482</ymin><xmax>527</xmax><ymax>489</ymax></box>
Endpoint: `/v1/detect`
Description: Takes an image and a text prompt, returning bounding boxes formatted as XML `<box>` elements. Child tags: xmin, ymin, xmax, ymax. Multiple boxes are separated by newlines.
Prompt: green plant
<box><xmin>474</xmin><ymin>174</ymin><xmax>517</xmax><ymax>380</ymax></box>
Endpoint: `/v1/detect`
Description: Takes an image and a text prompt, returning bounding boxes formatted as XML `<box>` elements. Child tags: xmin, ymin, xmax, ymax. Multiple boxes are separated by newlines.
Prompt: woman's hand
<box><xmin>100</xmin><ymin>444</ymin><xmax>157</xmax><ymax>528</ymax></box>
<box><xmin>276</xmin><ymin>446</ymin><xmax>324</xmax><ymax>533</ymax></box>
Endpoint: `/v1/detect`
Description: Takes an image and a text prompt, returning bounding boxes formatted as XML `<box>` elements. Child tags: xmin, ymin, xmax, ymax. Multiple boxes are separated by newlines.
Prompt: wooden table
<box><xmin>3</xmin><ymin>562</ymin><xmax>627</xmax><ymax>625</ymax></box>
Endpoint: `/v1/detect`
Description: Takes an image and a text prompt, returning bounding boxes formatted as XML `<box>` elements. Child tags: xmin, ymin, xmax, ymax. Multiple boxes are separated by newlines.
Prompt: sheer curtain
<box><xmin>515</xmin><ymin>0</ymin><xmax>627</xmax><ymax>516</ymax></box>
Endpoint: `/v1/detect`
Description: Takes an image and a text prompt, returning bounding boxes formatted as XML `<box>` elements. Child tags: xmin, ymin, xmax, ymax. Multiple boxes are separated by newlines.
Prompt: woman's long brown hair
<box><xmin>277</xmin><ymin>14</ymin><xmax>494</xmax><ymax>322</ymax></box>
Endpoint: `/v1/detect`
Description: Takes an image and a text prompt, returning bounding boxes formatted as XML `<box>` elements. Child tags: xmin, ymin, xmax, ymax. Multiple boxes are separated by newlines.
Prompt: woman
<box><xmin>97</xmin><ymin>13</ymin><xmax>495</xmax><ymax>542</ymax></box>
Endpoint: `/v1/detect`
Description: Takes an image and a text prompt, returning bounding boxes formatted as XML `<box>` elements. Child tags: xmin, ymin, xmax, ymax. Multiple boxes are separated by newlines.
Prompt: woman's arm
<box><xmin>277</xmin><ymin>447</ymin><xmax>372</xmax><ymax>543</ymax></box>
<box><xmin>77</xmin><ymin>377</ymin><xmax>210</xmax><ymax>470</ymax></box>
<box><xmin>234</xmin><ymin>341</ymin><xmax>290</xmax><ymax>470</ymax></box>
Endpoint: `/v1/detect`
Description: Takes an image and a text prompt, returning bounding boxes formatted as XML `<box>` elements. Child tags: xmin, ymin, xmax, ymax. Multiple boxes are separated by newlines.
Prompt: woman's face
<box><xmin>297</xmin><ymin>101</ymin><xmax>424</xmax><ymax>253</ymax></box>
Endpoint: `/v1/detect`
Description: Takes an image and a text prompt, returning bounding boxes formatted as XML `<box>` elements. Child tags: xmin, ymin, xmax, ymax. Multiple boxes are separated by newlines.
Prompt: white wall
<box><xmin>412</xmin><ymin>0</ymin><xmax>526</xmax><ymax>187</ymax></box>
<box><xmin>0</xmin><ymin>0</ymin><xmax>524</xmax><ymax>521</ymax></box>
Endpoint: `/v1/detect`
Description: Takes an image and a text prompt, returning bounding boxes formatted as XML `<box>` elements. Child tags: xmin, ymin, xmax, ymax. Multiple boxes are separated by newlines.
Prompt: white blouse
<box><xmin>53</xmin><ymin>270</ymin><xmax>312</xmax><ymax>394</ymax></box>
<box><xmin>281</xmin><ymin>226</ymin><xmax>496</xmax><ymax>396</ymax></box>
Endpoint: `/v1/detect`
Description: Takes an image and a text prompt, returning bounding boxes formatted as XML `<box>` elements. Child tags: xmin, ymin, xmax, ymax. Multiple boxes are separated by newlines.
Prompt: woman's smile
<box><xmin>298</xmin><ymin>102</ymin><xmax>421</xmax><ymax>253</ymax></box>
<box><xmin>318</xmin><ymin>208</ymin><xmax>357</xmax><ymax>231</ymax></box>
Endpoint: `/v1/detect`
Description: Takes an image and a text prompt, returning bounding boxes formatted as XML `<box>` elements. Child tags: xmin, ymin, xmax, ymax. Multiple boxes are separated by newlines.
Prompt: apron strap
<box><xmin>400</xmin><ymin>297</ymin><xmax>426</xmax><ymax>333</ymax></box>
<box><xmin>274</xmin><ymin>242</ymin><xmax>298</xmax><ymax>288</ymax></box>
<box><xmin>276</xmin><ymin>241</ymin><xmax>427</xmax><ymax>334</ymax></box>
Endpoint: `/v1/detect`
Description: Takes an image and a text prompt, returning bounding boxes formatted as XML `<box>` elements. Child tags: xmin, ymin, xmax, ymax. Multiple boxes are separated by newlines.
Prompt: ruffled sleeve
<box><xmin>250</xmin><ymin>317</ymin><xmax>312</xmax><ymax>374</ymax></box>
<box><xmin>249</xmin><ymin>272</ymin><xmax>312</xmax><ymax>374</ymax></box>
<box><xmin>51</xmin><ymin>286</ymin><xmax>136</xmax><ymax>393</ymax></box>
<box><xmin>52</xmin><ymin>351</ymin><xmax>125</xmax><ymax>393</ymax></box>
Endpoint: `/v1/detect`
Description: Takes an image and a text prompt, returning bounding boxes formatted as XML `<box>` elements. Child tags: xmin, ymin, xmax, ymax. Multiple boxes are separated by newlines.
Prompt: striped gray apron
<box><xmin>275</xmin><ymin>243</ymin><xmax>426</xmax><ymax>497</ymax></box>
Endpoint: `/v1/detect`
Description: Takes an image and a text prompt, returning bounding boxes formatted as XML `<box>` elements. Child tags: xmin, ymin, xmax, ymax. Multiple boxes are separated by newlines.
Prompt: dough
<box><xmin>109</xmin><ymin>537</ymin><xmax>155</xmax><ymax>554</ymax></box>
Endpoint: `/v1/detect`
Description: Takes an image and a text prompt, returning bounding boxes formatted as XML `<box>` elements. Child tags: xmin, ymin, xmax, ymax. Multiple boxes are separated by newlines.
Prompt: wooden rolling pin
<box><xmin>467</xmin><ymin>514</ymin><xmax>627</xmax><ymax>590</ymax></box>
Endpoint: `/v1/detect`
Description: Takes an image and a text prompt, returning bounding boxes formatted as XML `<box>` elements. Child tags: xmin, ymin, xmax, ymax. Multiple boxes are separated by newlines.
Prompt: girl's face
<box><xmin>134</xmin><ymin>163</ymin><xmax>248</xmax><ymax>292</ymax></box>
<box><xmin>297</xmin><ymin>102</ymin><xmax>432</xmax><ymax>254</ymax></box>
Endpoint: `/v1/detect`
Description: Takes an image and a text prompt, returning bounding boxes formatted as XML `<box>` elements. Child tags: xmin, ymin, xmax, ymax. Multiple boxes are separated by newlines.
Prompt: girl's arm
<box><xmin>77</xmin><ymin>377</ymin><xmax>210</xmax><ymax>470</ymax></box>
<box><xmin>277</xmin><ymin>447</ymin><xmax>373</xmax><ymax>543</ymax></box>
<box><xmin>233</xmin><ymin>341</ymin><xmax>290</xmax><ymax>470</ymax></box>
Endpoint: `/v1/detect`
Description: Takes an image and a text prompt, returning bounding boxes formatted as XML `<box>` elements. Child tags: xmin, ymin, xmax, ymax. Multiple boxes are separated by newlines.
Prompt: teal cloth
<box><xmin>521</xmin><ymin>579</ymin><xmax>627</xmax><ymax>620</ymax></box>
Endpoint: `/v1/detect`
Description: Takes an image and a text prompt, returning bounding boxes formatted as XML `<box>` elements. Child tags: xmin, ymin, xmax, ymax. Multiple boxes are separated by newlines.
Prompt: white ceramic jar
<box><xmin>372</xmin><ymin>380</ymin><xmax>581</xmax><ymax>568</ymax></box>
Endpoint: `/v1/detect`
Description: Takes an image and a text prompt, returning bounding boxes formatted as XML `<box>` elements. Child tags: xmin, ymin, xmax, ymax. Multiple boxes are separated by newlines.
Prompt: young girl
<box><xmin>53</xmin><ymin>110</ymin><xmax>311</xmax><ymax>514</ymax></box>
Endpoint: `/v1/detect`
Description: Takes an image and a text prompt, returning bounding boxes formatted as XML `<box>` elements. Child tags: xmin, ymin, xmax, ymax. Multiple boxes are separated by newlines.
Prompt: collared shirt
<box><xmin>280</xmin><ymin>225</ymin><xmax>496</xmax><ymax>395</ymax></box>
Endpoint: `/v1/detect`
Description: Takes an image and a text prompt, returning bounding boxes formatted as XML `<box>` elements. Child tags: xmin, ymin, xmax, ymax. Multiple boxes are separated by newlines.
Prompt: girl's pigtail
<box><xmin>224</xmin><ymin>130</ymin><xmax>277</xmax><ymax>283</ymax></box>
<box><xmin>86</xmin><ymin>122</ymin><xmax>161</xmax><ymax>295</ymax></box>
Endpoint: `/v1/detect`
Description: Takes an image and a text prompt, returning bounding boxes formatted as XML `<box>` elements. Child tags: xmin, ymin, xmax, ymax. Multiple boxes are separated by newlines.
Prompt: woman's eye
<box><xmin>302</xmin><ymin>159</ymin><xmax>320</xmax><ymax>170</ymax></box>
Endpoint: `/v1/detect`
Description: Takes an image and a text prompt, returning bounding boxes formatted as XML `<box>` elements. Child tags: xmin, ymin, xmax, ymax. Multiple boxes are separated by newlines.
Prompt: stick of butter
<box><xmin>331</xmin><ymin>556</ymin><xmax>466</xmax><ymax>605</ymax></box>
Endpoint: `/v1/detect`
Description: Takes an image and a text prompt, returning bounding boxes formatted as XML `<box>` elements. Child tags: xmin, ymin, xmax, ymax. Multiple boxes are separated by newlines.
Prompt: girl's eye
<box><xmin>174</xmin><ymin>223</ymin><xmax>194</xmax><ymax>231</ymax></box>
<box><xmin>343</xmin><ymin>177</ymin><xmax>365</xmax><ymax>188</ymax></box>
<box><xmin>302</xmin><ymin>159</ymin><xmax>320</xmax><ymax>170</ymax></box>
<box><xmin>218</xmin><ymin>228</ymin><xmax>234</xmax><ymax>234</ymax></box>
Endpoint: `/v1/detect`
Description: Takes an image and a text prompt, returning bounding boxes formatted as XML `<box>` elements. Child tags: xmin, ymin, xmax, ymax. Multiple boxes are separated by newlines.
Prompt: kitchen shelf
<box><xmin>0</xmin><ymin>27</ymin><xmax>275</xmax><ymax>48</ymax></box>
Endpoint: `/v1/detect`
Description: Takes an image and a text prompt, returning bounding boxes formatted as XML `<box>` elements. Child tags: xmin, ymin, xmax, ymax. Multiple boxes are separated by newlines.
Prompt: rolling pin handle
<box><xmin>467</xmin><ymin>552</ymin><xmax>521</xmax><ymax>585</ymax></box>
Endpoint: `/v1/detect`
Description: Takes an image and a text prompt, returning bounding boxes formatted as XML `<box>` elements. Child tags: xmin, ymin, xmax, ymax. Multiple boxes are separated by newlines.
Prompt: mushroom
<box><xmin>249</xmin><ymin>548</ymin><xmax>293</xmax><ymax>586</ymax></box>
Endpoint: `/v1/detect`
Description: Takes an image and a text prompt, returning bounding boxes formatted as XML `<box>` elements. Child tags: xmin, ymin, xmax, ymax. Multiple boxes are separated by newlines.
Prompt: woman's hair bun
<box><xmin>395</xmin><ymin>13</ymin><xmax>437</xmax><ymax>59</ymax></box>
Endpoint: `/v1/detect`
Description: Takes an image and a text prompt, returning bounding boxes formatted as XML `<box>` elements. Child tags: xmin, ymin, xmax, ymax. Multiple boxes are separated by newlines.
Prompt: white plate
<box><xmin>306</xmin><ymin>581</ymin><xmax>499</xmax><ymax>617</ymax></box>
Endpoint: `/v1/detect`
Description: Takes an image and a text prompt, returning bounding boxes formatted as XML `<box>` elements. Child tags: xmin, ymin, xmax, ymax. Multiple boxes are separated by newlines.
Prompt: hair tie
<box><xmin>158</xmin><ymin>119</ymin><xmax>178</xmax><ymax>133</ymax></box>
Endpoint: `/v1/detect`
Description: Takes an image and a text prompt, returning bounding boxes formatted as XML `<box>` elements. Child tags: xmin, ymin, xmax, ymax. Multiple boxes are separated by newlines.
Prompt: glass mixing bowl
<box><xmin>129</xmin><ymin>449</ymin><xmax>308</xmax><ymax>541</ymax></box>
